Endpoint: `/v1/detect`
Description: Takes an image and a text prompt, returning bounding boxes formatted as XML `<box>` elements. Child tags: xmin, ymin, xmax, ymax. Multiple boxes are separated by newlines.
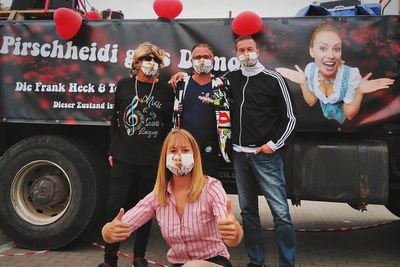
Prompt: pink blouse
<box><xmin>122</xmin><ymin>177</ymin><xmax>229</xmax><ymax>264</ymax></box>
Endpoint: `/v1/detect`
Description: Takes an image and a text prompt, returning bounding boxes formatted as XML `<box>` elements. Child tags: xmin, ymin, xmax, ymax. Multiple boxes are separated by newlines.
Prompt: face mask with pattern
<box><xmin>141</xmin><ymin>61</ymin><xmax>159</xmax><ymax>76</ymax></box>
<box><xmin>166</xmin><ymin>153</ymin><xmax>194</xmax><ymax>176</ymax></box>
<box><xmin>238</xmin><ymin>52</ymin><xmax>258</xmax><ymax>67</ymax></box>
<box><xmin>192</xmin><ymin>59</ymin><xmax>213</xmax><ymax>74</ymax></box>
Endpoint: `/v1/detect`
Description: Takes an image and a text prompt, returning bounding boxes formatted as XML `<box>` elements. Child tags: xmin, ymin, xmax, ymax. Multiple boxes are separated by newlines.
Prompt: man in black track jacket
<box><xmin>226</xmin><ymin>35</ymin><xmax>297</xmax><ymax>267</ymax></box>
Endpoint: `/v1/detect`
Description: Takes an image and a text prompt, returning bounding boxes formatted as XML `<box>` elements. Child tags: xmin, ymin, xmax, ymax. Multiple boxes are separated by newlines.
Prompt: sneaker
<box><xmin>98</xmin><ymin>263</ymin><xmax>118</xmax><ymax>267</ymax></box>
<box><xmin>247</xmin><ymin>264</ymin><xmax>265</xmax><ymax>267</ymax></box>
<box><xmin>133</xmin><ymin>257</ymin><xmax>148</xmax><ymax>267</ymax></box>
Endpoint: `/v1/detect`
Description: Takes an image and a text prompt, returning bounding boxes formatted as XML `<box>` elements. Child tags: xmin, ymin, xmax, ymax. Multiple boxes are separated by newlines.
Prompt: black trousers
<box><xmin>201</xmin><ymin>146</ymin><xmax>221</xmax><ymax>179</ymax></box>
<box><xmin>103</xmin><ymin>160</ymin><xmax>157</xmax><ymax>265</ymax></box>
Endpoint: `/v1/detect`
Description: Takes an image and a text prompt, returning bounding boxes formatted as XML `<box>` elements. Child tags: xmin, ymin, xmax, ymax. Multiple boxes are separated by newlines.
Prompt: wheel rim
<box><xmin>10</xmin><ymin>160</ymin><xmax>72</xmax><ymax>225</ymax></box>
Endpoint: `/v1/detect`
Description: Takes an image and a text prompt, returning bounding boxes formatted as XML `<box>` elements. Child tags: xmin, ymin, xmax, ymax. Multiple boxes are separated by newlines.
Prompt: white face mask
<box><xmin>166</xmin><ymin>153</ymin><xmax>194</xmax><ymax>176</ymax></box>
<box><xmin>238</xmin><ymin>52</ymin><xmax>258</xmax><ymax>67</ymax></box>
<box><xmin>141</xmin><ymin>61</ymin><xmax>159</xmax><ymax>76</ymax></box>
<box><xmin>192</xmin><ymin>59</ymin><xmax>213</xmax><ymax>74</ymax></box>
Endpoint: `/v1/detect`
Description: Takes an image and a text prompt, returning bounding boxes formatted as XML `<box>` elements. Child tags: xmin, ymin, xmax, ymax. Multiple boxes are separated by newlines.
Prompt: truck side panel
<box><xmin>0</xmin><ymin>17</ymin><xmax>398</xmax><ymax>129</ymax></box>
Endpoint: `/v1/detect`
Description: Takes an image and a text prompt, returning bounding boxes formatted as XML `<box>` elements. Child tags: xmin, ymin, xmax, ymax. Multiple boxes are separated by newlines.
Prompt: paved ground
<box><xmin>0</xmin><ymin>232</ymin><xmax>10</xmax><ymax>247</ymax></box>
<box><xmin>0</xmin><ymin>195</ymin><xmax>399</xmax><ymax>267</ymax></box>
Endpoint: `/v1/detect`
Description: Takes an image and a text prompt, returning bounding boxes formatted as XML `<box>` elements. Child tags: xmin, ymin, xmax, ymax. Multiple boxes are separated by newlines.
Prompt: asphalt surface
<box><xmin>1</xmin><ymin>195</ymin><xmax>399</xmax><ymax>267</ymax></box>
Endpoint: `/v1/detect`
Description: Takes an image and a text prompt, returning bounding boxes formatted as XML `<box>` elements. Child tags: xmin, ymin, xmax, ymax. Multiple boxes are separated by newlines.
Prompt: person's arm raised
<box><xmin>101</xmin><ymin>208</ymin><xmax>130</xmax><ymax>243</ymax></box>
<box><xmin>168</xmin><ymin>72</ymin><xmax>188</xmax><ymax>88</ymax></box>
<box><xmin>343</xmin><ymin>73</ymin><xmax>394</xmax><ymax>121</ymax></box>
<box><xmin>358</xmin><ymin>72</ymin><xmax>394</xmax><ymax>94</ymax></box>
<box><xmin>217</xmin><ymin>199</ymin><xmax>243</xmax><ymax>247</ymax></box>
<box><xmin>276</xmin><ymin>65</ymin><xmax>317</xmax><ymax>107</ymax></box>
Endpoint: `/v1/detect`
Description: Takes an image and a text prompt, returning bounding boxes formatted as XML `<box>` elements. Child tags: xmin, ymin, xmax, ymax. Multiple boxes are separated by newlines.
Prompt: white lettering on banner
<box><xmin>214</xmin><ymin>56</ymin><xmax>227</xmax><ymax>72</ymax></box>
<box><xmin>35</xmin><ymin>82</ymin><xmax>66</xmax><ymax>92</ymax></box>
<box><xmin>227</xmin><ymin>57</ymin><xmax>241</xmax><ymax>71</ymax></box>
<box><xmin>53</xmin><ymin>101</ymin><xmax>76</xmax><ymax>108</ymax></box>
<box><xmin>0</xmin><ymin>36</ymin><xmax>118</xmax><ymax>63</ymax></box>
<box><xmin>178</xmin><ymin>49</ymin><xmax>192</xmax><ymax>68</ymax></box>
<box><xmin>14</xmin><ymin>82</ymin><xmax>117</xmax><ymax>95</ymax></box>
<box><xmin>69</xmin><ymin>83</ymin><xmax>96</xmax><ymax>93</ymax></box>
<box><xmin>124</xmin><ymin>49</ymin><xmax>134</xmax><ymax>68</ymax></box>
<box><xmin>77</xmin><ymin>102</ymin><xmax>106</xmax><ymax>109</ymax></box>
<box><xmin>52</xmin><ymin>101</ymin><xmax>114</xmax><ymax>110</ymax></box>
<box><xmin>107</xmin><ymin>102</ymin><xmax>114</xmax><ymax>109</ymax></box>
<box><xmin>13</xmin><ymin>81</ymin><xmax>116</xmax><ymax>111</ymax></box>
<box><xmin>0</xmin><ymin>36</ymin><xmax>240</xmax><ymax>71</ymax></box>
<box><xmin>15</xmin><ymin>82</ymin><xmax>33</xmax><ymax>91</ymax></box>
<box><xmin>108</xmin><ymin>84</ymin><xmax>117</xmax><ymax>93</ymax></box>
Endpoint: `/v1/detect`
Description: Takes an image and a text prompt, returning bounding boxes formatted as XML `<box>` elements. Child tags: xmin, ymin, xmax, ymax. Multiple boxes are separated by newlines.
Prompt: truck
<box><xmin>0</xmin><ymin>7</ymin><xmax>399</xmax><ymax>250</ymax></box>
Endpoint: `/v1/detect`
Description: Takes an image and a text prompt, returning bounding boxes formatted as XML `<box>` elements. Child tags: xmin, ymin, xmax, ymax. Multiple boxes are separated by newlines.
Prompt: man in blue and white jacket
<box><xmin>169</xmin><ymin>36</ymin><xmax>296</xmax><ymax>267</ymax></box>
<box><xmin>172</xmin><ymin>43</ymin><xmax>232</xmax><ymax>178</ymax></box>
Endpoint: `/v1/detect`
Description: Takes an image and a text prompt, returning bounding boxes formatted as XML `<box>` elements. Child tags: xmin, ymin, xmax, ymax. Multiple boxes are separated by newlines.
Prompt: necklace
<box><xmin>135</xmin><ymin>77</ymin><xmax>156</xmax><ymax>103</ymax></box>
<box><xmin>318</xmin><ymin>74</ymin><xmax>335</xmax><ymax>97</ymax></box>
<box><xmin>318</xmin><ymin>75</ymin><xmax>335</xmax><ymax>85</ymax></box>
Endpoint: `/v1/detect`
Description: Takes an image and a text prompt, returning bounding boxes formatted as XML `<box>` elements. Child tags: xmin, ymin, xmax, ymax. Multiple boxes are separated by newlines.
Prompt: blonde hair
<box><xmin>129</xmin><ymin>42</ymin><xmax>166</xmax><ymax>77</ymax></box>
<box><xmin>309</xmin><ymin>24</ymin><xmax>341</xmax><ymax>48</ymax></box>
<box><xmin>153</xmin><ymin>129</ymin><xmax>205</xmax><ymax>206</ymax></box>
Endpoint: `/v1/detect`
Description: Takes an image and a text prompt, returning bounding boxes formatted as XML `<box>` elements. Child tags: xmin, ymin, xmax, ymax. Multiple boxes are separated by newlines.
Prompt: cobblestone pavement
<box><xmin>1</xmin><ymin>196</ymin><xmax>399</xmax><ymax>267</ymax></box>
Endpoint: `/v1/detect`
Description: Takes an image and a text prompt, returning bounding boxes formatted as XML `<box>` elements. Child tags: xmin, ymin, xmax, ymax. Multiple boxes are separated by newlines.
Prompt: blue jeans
<box><xmin>233</xmin><ymin>151</ymin><xmax>296</xmax><ymax>267</ymax></box>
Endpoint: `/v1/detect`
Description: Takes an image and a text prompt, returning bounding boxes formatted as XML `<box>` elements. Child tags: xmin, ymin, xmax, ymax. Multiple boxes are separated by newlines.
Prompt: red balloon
<box><xmin>85</xmin><ymin>11</ymin><xmax>102</xmax><ymax>20</ymax></box>
<box><xmin>54</xmin><ymin>8</ymin><xmax>83</xmax><ymax>40</ymax></box>
<box><xmin>153</xmin><ymin>0</ymin><xmax>183</xmax><ymax>19</ymax></box>
<box><xmin>231</xmin><ymin>11</ymin><xmax>263</xmax><ymax>36</ymax></box>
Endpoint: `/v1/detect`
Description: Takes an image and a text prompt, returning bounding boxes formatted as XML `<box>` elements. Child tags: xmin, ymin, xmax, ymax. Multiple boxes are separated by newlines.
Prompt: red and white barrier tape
<box><xmin>1</xmin><ymin>220</ymin><xmax>397</xmax><ymax>259</ymax></box>
<box><xmin>262</xmin><ymin>220</ymin><xmax>398</xmax><ymax>232</ymax></box>
<box><xmin>0</xmin><ymin>250</ymin><xmax>48</xmax><ymax>257</ymax></box>
<box><xmin>0</xmin><ymin>240</ymin><xmax>166</xmax><ymax>266</ymax></box>
<box><xmin>91</xmin><ymin>242</ymin><xmax>168</xmax><ymax>267</ymax></box>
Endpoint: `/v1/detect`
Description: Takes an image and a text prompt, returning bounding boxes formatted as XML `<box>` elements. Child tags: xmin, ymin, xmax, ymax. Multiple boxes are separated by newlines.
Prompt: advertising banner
<box><xmin>0</xmin><ymin>16</ymin><xmax>398</xmax><ymax>131</ymax></box>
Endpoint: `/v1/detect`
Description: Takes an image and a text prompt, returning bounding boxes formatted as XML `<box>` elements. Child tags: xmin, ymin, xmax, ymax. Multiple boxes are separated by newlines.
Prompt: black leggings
<box><xmin>171</xmin><ymin>255</ymin><xmax>233</xmax><ymax>267</ymax></box>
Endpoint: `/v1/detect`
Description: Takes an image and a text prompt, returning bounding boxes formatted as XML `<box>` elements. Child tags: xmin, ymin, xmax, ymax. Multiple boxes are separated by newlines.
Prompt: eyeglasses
<box><xmin>138</xmin><ymin>55</ymin><xmax>162</xmax><ymax>64</ymax></box>
<box><xmin>192</xmin><ymin>55</ymin><xmax>213</xmax><ymax>60</ymax></box>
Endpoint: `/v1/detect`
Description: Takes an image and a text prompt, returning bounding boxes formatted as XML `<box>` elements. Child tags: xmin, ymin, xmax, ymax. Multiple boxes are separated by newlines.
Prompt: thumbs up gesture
<box><xmin>101</xmin><ymin>208</ymin><xmax>130</xmax><ymax>243</ymax></box>
<box><xmin>217</xmin><ymin>199</ymin><xmax>243</xmax><ymax>247</ymax></box>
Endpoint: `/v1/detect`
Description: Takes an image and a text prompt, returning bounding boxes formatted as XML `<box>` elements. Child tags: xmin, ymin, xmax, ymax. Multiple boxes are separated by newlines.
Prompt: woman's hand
<box><xmin>277</xmin><ymin>65</ymin><xmax>317</xmax><ymax>106</ymax></box>
<box><xmin>217</xmin><ymin>199</ymin><xmax>243</xmax><ymax>247</ymax></box>
<box><xmin>358</xmin><ymin>73</ymin><xmax>394</xmax><ymax>94</ymax></box>
<box><xmin>102</xmin><ymin>208</ymin><xmax>130</xmax><ymax>243</ymax></box>
<box><xmin>108</xmin><ymin>155</ymin><xmax>113</xmax><ymax>167</ymax></box>
<box><xmin>276</xmin><ymin>65</ymin><xmax>307</xmax><ymax>86</ymax></box>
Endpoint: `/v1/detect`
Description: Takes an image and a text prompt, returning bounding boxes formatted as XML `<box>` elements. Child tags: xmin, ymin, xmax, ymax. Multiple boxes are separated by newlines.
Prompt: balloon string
<box><xmin>44</xmin><ymin>0</ymin><xmax>49</xmax><ymax>12</ymax></box>
<box><xmin>77</xmin><ymin>0</ymin><xmax>89</xmax><ymax>15</ymax></box>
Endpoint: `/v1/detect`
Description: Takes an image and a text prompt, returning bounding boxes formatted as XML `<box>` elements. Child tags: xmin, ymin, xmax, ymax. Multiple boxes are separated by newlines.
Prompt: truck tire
<box><xmin>0</xmin><ymin>135</ymin><xmax>105</xmax><ymax>250</ymax></box>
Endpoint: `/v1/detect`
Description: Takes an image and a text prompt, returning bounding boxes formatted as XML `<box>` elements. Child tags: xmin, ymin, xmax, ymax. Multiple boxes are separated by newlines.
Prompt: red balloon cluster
<box><xmin>153</xmin><ymin>0</ymin><xmax>183</xmax><ymax>19</ymax></box>
<box><xmin>54</xmin><ymin>8</ymin><xmax>83</xmax><ymax>40</ymax></box>
<box><xmin>231</xmin><ymin>11</ymin><xmax>263</xmax><ymax>36</ymax></box>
